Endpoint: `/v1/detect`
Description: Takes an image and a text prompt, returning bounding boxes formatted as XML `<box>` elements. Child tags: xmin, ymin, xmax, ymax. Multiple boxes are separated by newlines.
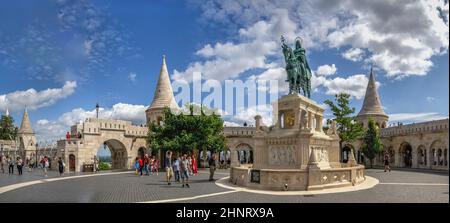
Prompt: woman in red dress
<box><xmin>191</xmin><ymin>154</ymin><xmax>198</xmax><ymax>175</ymax></box>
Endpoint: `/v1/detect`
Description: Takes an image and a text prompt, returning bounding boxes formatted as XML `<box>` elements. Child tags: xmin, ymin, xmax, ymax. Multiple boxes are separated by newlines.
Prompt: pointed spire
<box><xmin>5</xmin><ymin>108</ymin><xmax>9</xmax><ymax>117</ymax></box>
<box><xmin>357</xmin><ymin>66</ymin><xmax>387</xmax><ymax>117</ymax></box>
<box><xmin>18</xmin><ymin>107</ymin><xmax>34</xmax><ymax>134</ymax></box>
<box><xmin>149</xmin><ymin>55</ymin><xmax>179</xmax><ymax>110</ymax></box>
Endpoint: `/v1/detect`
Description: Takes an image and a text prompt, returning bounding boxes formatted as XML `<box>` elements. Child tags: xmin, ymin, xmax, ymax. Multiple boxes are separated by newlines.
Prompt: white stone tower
<box><xmin>17</xmin><ymin>108</ymin><xmax>37</xmax><ymax>158</ymax></box>
<box><xmin>356</xmin><ymin>67</ymin><xmax>388</xmax><ymax>128</ymax></box>
<box><xmin>145</xmin><ymin>55</ymin><xmax>179</xmax><ymax>125</ymax></box>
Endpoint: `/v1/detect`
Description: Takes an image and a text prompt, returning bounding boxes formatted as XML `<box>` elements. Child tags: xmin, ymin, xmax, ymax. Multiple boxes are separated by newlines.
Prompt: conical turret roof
<box><xmin>149</xmin><ymin>56</ymin><xmax>179</xmax><ymax>110</ymax></box>
<box><xmin>18</xmin><ymin>108</ymin><xmax>34</xmax><ymax>134</ymax></box>
<box><xmin>357</xmin><ymin>67</ymin><xmax>387</xmax><ymax>117</ymax></box>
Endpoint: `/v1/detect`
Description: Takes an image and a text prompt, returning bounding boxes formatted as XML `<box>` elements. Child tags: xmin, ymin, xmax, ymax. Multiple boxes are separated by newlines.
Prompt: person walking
<box><xmin>149</xmin><ymin>156</ymin><xmax>155</xmax><ymax>175</ymax></box>
<box><xmin>165</xmin><ymin>151</ymin><xmax>173</xmax><ymax>185</ymax></box>
<box><xmin>0</xmin><ymin>155</ymin><xmax>4</xmax><ymax>174</ymax></box>
<box><xmin>187</xmin><ymin>155</ymin><xmax>193</xmax><ymax>175</ymax></box>
<box><xmin>208</xmin><ymin>154</ymin><xmax>217</xmax><ymax>181</ymax></box>
<box><xmin>153</xmin><ymin>158</ymin><xmax>159</xmax><ymax>175</ymax></box>
<box><xmin>138</xmin><ymin>157</ymin><xmax>144</xmax><ymax>177</ymax></box>
<box><xmin>173</xmin><ymin>155</ymin><xmax>181</xmax><ymax>182</ymax></box>
<box><xmin>41</xmin><ymin>156</ymin><xmax>49</xmax><ymax>177</ymax></box>
<box><xmin>16</xmin><ymin>157</ymin><xmax>23</xmax><ymax>175</ymax></box>
<box><xmin>384</xmin><ymin>153</ymin><xmax>391</xmax><ymax>172</ymax></box>
<box><xmin>143</xmin><ymin>154</ymin><xmax>150</xmax><ymax>176</ymax></box>
<box><xmin>8</xmin><ymin>156</ymin><xmax>14</xmax><ymax>174</ymax></box>
<box><xmin>191</xmin><ymin>154</ymin><xmax>198</xmax><ymax>175</ymax></box>
<box><xmin>180</xmin><ymin>154</ymin><xmax>190</xmax><ymax>188</ymax></box>
<box><xmin>58</xmin><ymin>157</ymin><xmax>65</xmax><ymax>176</ymax></box>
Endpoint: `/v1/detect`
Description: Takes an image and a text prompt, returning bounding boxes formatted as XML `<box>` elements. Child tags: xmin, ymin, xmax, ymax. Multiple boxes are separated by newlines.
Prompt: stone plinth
<box><xmin>230</xmin><ymin>93</ymin><xmax>366</xmax><ymax>191</ymax></box>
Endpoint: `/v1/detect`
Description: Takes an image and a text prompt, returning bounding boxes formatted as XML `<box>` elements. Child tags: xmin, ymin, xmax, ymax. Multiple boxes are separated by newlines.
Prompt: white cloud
<box><xmin>128</xmin><ymin>72</ymin><xmax>137</xmax><ymax>82</ymax></box>
<box><xmin>388</xmin><ymin>112</ymin><xmax>448</xmax><ymax>123</ymax></box>
<box><xmin>316</xmin><ymin>64</ymin><xmax>337</xmax><ymax>76</ymax></box>
<box><xmin>173</xmin><ymin>9</ymin><xmax>297</xmax><ymax>83</ymax></box>
<box><xmin>228</xmin><ymin>104</ymin><xmax>274</xmax><ymax>127</ymax></box>
<box><xmin>312</xmin><ymin>74</ymin><xmax>375</xmax><ymax>99</ymax></box>
<box><xmin>34</xmin><ymin>103</ymin><xmax>147</xmax><ymax>141</ymax></box>
<box><xmin>193</xmin><ymin>0</ymin><xmax>449</xmax><ymax>79</ymax></box>
<box><xmin>426</xmin><ymin>96</ymin><xmax>436</xmax><ymax>102</ymax></box>
<box><xmin>342</xmin><ymin>48</ymin><xmax>364</xmax><ymax>62</ymax></box>
<box><xmin>0</xmin><ymin>81</ymin><xmax>77</xmax><ymax>112</ymax></box>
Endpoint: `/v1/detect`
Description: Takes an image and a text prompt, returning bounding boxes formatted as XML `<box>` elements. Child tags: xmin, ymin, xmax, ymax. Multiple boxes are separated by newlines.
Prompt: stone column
<box><xmin>230</xmin><ymin>148</ymin><xmax>239</xmax><ymax>167</ymax></box>
<box><xmin>412</xmin><ymin>146</ymin><xmax>418</xmax><ymax>168</ymax></box>
<box><xmin>307</xmin><ymin>111</ymin><xmax>312</xmax><ymax>130</ymax></box>
<box><xmin>315</xmin><ymin>115</ymin><xmax>322</xmax><ymax>132</ymax></box>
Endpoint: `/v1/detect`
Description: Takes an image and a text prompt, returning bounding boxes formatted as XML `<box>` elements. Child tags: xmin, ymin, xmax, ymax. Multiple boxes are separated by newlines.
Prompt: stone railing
<box><xmin>57</xmin><ymin>139</ymin><xmax>83</xmax><ymax>147</ymax></box>
<box><xmin>381</xmin><ymin>119</ymin><xmax>449</xmax><ymax>137</ymax></box>
<box><xmin>224</xmin><ymin>127</ymin><xmax>256</xmax><ymax>137</ymax></box>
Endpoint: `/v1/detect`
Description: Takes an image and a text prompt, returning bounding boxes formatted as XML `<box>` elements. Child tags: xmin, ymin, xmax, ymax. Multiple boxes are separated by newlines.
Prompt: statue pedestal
<box><xmin>229</xmin><ymin>93</ymin><xmax>366</xmax><ymax>191</ymax></box>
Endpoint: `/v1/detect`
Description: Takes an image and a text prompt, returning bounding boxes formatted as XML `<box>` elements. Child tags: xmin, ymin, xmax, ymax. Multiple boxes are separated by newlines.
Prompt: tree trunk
<box><xmin>370</xmin><ymin>158</ymin><xmax>373</xmax><ymax>169</ymax></box>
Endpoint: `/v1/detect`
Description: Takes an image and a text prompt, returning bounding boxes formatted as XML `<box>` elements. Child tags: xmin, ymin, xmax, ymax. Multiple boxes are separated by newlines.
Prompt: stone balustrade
<box><xmin>224</xmin><ymin>126</ymin><xmax>256</xmax><ymax>137</ymax></box>
<box><xmin>381</xmin><ymin>119</ymin><xmax>449</xmax><ymax>137</ymax></box>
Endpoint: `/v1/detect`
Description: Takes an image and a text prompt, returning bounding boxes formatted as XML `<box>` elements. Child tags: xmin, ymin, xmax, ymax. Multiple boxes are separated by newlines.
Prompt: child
<box><xmin>134</xmin><ymin>157</ymin><xmax>140</xmax><ymax>174</ymax></box>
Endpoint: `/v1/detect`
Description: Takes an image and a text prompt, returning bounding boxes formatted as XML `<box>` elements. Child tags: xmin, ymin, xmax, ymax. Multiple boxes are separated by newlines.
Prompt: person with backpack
<box><xmin>58</xmin><ymin>157</ymin><xmax>65</xmax><ymax>176</ymax></box>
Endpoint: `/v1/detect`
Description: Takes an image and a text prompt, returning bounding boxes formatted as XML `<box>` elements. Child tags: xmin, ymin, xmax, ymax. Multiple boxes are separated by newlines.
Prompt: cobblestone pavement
<box><xmin>0</xmin><ymin>168</ymin><xmax>447</xmax><ymax>203</ymax></box>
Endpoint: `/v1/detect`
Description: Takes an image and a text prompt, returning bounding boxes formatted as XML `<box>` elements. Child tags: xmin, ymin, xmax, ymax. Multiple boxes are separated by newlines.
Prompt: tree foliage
<box><xmin>147</xmin><ymin>104</ymin><xmax>226</xmax><ymax>155</ymax></box>
<box><xmin>324</xmin><ymin>93</ymin><xmax>364</xmax><ymax>150</ymax></box>
<box><xmin>361</xmin><ymin>118</ymin><xmax>382</xmax><ymax>168</ymax></box>
<box><xmin>0</xmin><ymin>115</ymin><xmax>18</xmax><ymax>140</ymax></box>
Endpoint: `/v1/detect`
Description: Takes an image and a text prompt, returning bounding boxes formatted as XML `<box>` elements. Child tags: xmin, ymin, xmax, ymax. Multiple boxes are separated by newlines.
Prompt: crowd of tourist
<box><xmin>132</xmin><ymin>150</ymin><xmax>222</xmax><ymax>188</ymax></box>
<box><xmin>0</xmin><ymin>154</ymin><xmax>65</xmax><ymax>177</ymax></box>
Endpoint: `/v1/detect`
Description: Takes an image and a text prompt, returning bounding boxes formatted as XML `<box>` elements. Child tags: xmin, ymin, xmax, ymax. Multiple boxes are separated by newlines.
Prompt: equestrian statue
<box><xmin>281</xmin><ymin>35</ymin><xmax>312</xmax><ymax>98</ymax></box>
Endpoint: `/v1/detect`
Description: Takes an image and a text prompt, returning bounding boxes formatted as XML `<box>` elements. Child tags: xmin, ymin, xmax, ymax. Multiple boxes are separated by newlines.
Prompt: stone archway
<box><xmin>236</xmin><ymin>143</ymin><xmax>253</xmax><ymax>164</ymax></box>
<box><xmin>342</xmin><ymin>144</ymin><xmax>354</xmax><ymax>163</ymax></box>
<box><xmin>102</xmin><ymin>139</ymin><xmax>128</xmax><ymax>170</ymax></box>
<box><xmin>399</xmin><ymin>142</ymin><xmax>413</xmax><ymax>168</ymax></box>
<box><xmin>417</xmin><ymin>145</ymin><xmax>426</xmax><ymax>167</ymax></box>
<box><xmin>430</xmin><ymin>140</ymin><xmax>446</xmax><ymax>167</ymax></box>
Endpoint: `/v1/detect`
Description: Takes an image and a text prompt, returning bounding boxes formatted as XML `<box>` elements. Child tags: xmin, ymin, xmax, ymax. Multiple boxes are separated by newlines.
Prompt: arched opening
<box><xmin>430</xmin><ymin>140</ymin><xmax>445</xmax><ymax>167</ymax></box>
<box><xmin>342</xmin><ymin>144</ymin><xmax>354</xmax><ymax>163</ymax></box>
<box><xmin>69</xmin><ymin>154</ymin><xmax>76</xmax><ymax>172</ymax></box>
<box><xmin>417</xmin><ymin>145</ymin><xmax>426</xmax><ymax>166</ymax></box>
<box><xmin>236</xmin><ymin>143</ymin><xmax>253</xmax><ymax>165</ymax></box>
<box><xmin>101</xmin><ymin>139</ymin><xmax>128</xmax><ymax>170</ymax></box>
<box><xmin>399</xmin><ymin>142</ymin><xmax>413</xmax><ymax>168</ymax></box>
<box><xmin>218</xmin><ymin>149</ymin><xmax>231</xmax><ymax>169</ymax></box>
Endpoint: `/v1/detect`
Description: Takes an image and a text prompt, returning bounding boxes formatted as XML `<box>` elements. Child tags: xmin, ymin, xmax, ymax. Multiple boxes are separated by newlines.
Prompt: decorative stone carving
<box><xmin>268</xmin><ymin>145</ymin><xmax>297</xmax><ymax>166</ymax></box>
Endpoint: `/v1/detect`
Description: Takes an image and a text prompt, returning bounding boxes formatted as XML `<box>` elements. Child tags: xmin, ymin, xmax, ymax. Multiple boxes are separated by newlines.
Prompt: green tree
<box><xmin>147</xmin><ymin>104</ymin><xmax>226</xmax><ymax>156</ymax></box>
<box><xmin>324</xmin><ymin>93</ymin><xmax>364</xmax><ymax>160</ymax></box>
<box><xmin>0</xmin><ymin>115</ymin><xmax>18</xmax><ymax>140</ymax></box>
<box><xmin>361</xmin><ymin>118</ymin><xmax>382</xmax><ymax>168</ymax></box>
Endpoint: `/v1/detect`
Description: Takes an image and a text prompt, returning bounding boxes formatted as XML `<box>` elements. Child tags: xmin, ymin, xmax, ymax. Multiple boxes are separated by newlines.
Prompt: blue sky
<box><xmin>0</xmin><ymin>0</ymin><xmax>448</xmax><ymax>142</ymax></box>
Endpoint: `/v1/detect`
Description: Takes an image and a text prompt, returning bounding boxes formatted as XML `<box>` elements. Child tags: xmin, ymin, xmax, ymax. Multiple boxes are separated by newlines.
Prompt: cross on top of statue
<box><xmin>281</xmin><ymin>35</ymin><xmax>312</xmax><ymax>98</ymax></box>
